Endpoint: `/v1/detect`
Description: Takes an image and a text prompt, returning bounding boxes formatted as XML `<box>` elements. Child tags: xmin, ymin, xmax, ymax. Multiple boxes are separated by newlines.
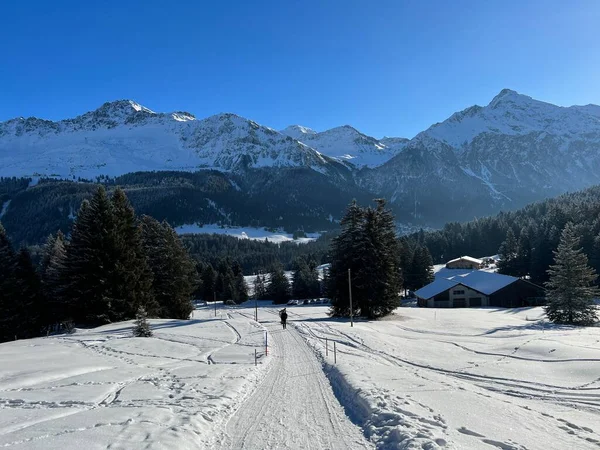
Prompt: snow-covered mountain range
<box><xmin>281</xmin><ymin>124</ymin><xmax>405</xmax><ymax>168</ymax></box>
<box><xmin>359</xmin><ymin>89</ymin><xmax>600</xmax><ymax>223</ymax></box>
<box><xmin>2</xmin><ymin>89</ymin><xmax>600</xmax><ymax>230</ymax></box>
<box><xmin>0</xmin><ymin>101</ymin><xmax>336</xmax><ymax>179</ymax></box>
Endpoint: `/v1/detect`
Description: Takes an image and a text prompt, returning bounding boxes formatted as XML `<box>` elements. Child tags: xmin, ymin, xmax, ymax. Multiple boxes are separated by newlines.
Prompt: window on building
<box><xmin>453</xmin><ymin>289</ymin><xmax>465</xmax><ymax>295</ymax></box>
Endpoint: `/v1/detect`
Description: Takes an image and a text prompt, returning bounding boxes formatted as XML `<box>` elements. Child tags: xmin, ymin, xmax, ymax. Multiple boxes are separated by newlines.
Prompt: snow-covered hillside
<box><xmin>282</xmin><ymin>124</ymin><xmax>405</xmax><ymax>168</ymax></box>
<box><xmin>3</xmin><ymin>90</ymin><xmax>600</xmax><ymax>228</ymax></box>
<box><xmin>0</xmin><ymin>101</ymin><xmax>334</xmax><ymax>179</ymax></box>
<box><xmin>2</xmin><ymin>304</ymin><xmax>598</xmax><ymax>449</ymax></box>
<box><xmin>421</xmin><ymin>89</ymin><xmax>600</xmax><ymax>148</ymax></box>
<box><xmin>361</xmin><ymin>89</ymin><xmax>600</xmax><ymax>224</ymax></box>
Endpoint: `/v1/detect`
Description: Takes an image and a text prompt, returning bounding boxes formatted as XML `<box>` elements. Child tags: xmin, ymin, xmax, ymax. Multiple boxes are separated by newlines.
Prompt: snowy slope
<box><xmin>420</xmin><ymin>89</ymin><xmax>600</xmax><ymax>148</ymax></box>
<box><xmin>0</xmin><ymin>101</ymin><xmax>333</xmax><ymax>179</ymax></box>
<box><xmin>280</xmin><ymin>124</ymin><xmax>317</xmax><ymax>141</ymax></box>
<box><xmin>282</xmin><ymin>125</ymin><xmax>405</xmax><ymax>168</ymax></box>
<box><xmin>2</xmin><ymin>303</ymin><xmax>599</xmax><ymax>449</ymax></box>
<box><xmin>361</xmin><ymin>89</ymin><xmax>600</xmax><ymax>224</ymax></box>
<box><xmin>0</xmin><ymin>307</ymin><xmax>269</xmax><ymax>449</ymax></box>
<box><xmin>292</xmin><ymin>305</ymin><xmax>600</xmax><ymax>450</ymax></box>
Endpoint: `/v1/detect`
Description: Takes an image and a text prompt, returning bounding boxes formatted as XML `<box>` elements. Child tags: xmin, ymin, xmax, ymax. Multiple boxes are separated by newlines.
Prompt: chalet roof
<box><xmin>446</xmin><ymin>256</ymin><xmax>483</xmax><ymax>265</ymax></box>
<box><xmin>415</xmin><ymin>270</ymin><xmax>518</xmax><ymax>299</ymax></box>
<box><xmin>414</xmin><ymin>278</ymin><xmax>459</xmax><ymax>300</ymax></box>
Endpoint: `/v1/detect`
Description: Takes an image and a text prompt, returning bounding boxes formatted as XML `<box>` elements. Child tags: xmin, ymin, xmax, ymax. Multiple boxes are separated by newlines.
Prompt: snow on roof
<box><xmin>446</xmin><ymin>271</ymin><xmax>518</xmax><ymax>295</ymax></box>
<box><xmin>446</xmin><ymin>256</ymin><xmax>483</xmax><ymax>265</ymax></box>
<box><xmin>434</xmin><ymin>267</ymin><xmax>474</xmax><ymax>280</ymax></box>
<box><xmin>415</xmin><ymin>270</ymin><xmax>518</xmax><ymax>299</ymax></box>
<box><xmin>415</xmin><ymin>278</ymin><xmax>459</xmax><ymax>300</ymax></box>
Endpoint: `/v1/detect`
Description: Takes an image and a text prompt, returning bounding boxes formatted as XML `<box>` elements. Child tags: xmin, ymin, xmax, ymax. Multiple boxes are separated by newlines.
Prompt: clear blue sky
<box><xmin>1</xmin><ymin>0</ymin><xmax>599</xmax><ymax>138</ymax></box>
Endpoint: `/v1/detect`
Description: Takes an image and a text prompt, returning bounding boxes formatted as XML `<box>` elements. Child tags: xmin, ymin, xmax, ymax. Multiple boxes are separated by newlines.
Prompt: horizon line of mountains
<box><xmin>1</xmin><ymin>88</ymin><xmax>600</xmax><ymax>245</ymax></box>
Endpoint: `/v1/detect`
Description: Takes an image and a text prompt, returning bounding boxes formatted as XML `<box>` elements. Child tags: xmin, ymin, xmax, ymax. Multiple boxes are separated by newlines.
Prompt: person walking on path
<box><xmin>280</xmin><ymin>308</ymin><xmax>288</xmax><ymax>329</ymax></box>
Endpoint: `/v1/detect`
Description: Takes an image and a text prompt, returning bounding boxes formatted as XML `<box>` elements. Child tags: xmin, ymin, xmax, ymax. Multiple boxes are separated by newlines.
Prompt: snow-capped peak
<box><xmin>90</xmin><ymin>99</ymin><xmax>156</xmax><ymax>117</ymax></box>
<box><xmin>281</xmin><ymin>125</ymin><xmax>317</xmax><ymax>140</ymax></box>
<box><xmin>418</xmin><ymin>88</ymin><xmax>600</xmax><ymax>148</ymax></box>
<box><xmin>0</xmin><ymin>103</ymin><xmax>337</xmax><ymax>180</ymax></box>
<box><xmin>281</xmin><ymin>124</ymin><xmax>404</xmax><ymax>168</ymax></box>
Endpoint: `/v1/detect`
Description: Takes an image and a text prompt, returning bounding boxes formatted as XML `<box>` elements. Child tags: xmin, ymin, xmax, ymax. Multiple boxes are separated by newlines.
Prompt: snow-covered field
<box><xmin>175</xmin><ymin>223</ymin><xmax>321</xmax><ymax>244</ymax></box>
<box><xmin>292</xmin><ymin>306</ymin><xmax>600</xmax><ymax>450</ymax></box>
<box><xmin>1</xmin><ymin>304</ymin><xmax>599</xmax><ymax>449</ymax></box>
<box><xmin>0</xmin><ymin>307</ymin><xmax>269</xmax><ymax>449</ymax></box>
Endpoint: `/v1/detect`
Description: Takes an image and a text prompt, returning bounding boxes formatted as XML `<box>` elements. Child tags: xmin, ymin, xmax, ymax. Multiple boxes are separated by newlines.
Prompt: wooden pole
<box><xmin>255</xmin><ymin>349</ymin><xmax>257</xmax><ymax>366</ymax></box>
<box><xmin>334</xmin><ymin>341</ymin><xmax>337</xmax><ymax>364</ymax></box>
<box><xmin>214</xmin><ymin>291</ymin><xmax>217</xmax><ymax>317</ymax></box>
<box><xmin>265</xmin><ymin>331</ymin><xmax>268</xmax><ymax>356</ymax></box>
<box><xmin>326</xmin><ymin>338</ymin><xmax>328</xmax><ymax>356</ymax></box>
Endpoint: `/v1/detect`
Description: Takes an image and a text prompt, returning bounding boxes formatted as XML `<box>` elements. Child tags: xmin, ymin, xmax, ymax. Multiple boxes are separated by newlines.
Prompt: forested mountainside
<box><xmin>0</xmin><ymin>170</ymin><xmax>364</xmax><ymax>247</ymax></box>
<box><xmin>2</xmin><ymin>89</ymin><xmax>600</xmax><ymax>241</ymax></box>
<box><xmin>418</xmin><ymin>185</ymin><xmax>600</xmax><ymax>284</ymax></box>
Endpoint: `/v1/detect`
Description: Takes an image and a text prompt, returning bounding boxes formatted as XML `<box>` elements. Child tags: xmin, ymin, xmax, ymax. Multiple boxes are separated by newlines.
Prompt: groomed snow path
<box><xmin>218</xmin><ymin>312</ymin><xmax>374</xmax><ymax>449</ymax></box>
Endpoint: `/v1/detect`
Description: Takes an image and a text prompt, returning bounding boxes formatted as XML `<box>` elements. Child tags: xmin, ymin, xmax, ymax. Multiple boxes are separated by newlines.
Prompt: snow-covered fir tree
<box><xmin>545</xmin><ymin>223</ymin><xmax>599</xmax><ymax>326</ymax></box>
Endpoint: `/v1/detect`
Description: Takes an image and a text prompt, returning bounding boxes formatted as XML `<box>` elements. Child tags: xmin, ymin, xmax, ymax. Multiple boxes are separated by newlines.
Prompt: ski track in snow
<box><xmin>216</xmin><ymin>311</ymin><xmax>373</xmax><ymax>450</ymax></box>
<box><xmin>292</xmin><ymin>309</ymin><xmax>600</xmax><ymax>450</ymax></box>
<box><xmin>2</xmin><ymin>305</ymin><xmax>600</xmax><ymax>449</ymax></box>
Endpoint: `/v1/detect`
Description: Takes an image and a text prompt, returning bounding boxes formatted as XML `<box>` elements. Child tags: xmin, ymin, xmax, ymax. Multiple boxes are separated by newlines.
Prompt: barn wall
<box><xmin>488</xmin><ymin>280</ymin><xmax>545</xmax><ymax>308</ymax></box>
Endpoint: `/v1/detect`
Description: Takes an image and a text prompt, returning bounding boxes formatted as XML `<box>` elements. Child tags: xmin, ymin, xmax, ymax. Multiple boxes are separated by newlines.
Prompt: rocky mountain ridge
<box><xmin>2</xmin><ymin>90</ymin><xmax>600</xmax><ymax>229</ymax></box>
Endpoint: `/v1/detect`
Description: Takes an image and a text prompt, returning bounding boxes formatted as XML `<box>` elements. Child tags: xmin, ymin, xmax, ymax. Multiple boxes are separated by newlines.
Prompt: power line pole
<box><xmin>348</xmin><ymin>268</ymin><xmax>353</xmax><ymax>327</ymax></box>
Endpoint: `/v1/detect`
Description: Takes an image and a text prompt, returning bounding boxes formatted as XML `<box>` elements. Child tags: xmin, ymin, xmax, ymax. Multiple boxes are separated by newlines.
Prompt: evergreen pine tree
<box><xmin>192</xmin><ymin>261</ymin><xmax>205</xmax><ymax>300</ymax></box>
<box><xmin>253</xmin><ymin>273</ymin><xmax>267</xmax><ymax>299</ymax></box>
<box><xmin>110</xmin><ymin>188</ymin><xmax>157</xmax><ymax>320</ymax></box>
<box><xmin>545</xmin><ymin>223</ymin><xmax>599</xmax><ymax>325</ymax></box>
<box><xmin>0</xmin><ymin>223</ymin><xmax>19</xmax><ymax>342</ymax></box>
<box><xmin>60</xmin><ymin>188</ymin><xmax>117</xmax><ymax>325</ymax></box>
<box><xmin>398</xmin><ymin>238</ymin><xmax>414</xmax><ymax>295</ymax></box>
<box><xmin>40</xmin><ymin>231</ymin><xmax>67</xmax><ymax>327</ymax></box>
<box><xmin>13</xmin><ymin>248</ymin><xmax>44</xmax><ymax>338</ymax></box>
<box><xmin>267</xmin><ymin>263</ymin><xmax>290</xmax><ymax>304</ymax></box>
<box><xmin>355</xmin><ymin>201</ymin><xmax>402</xmax><ymax>318</ymax></box>
<box><xmin>410</xmin><ymin>245</ymin><xmax>434</xmax><ymax>290</ymax></box>
<box><xmin>514</xmin><ymin>227</ymin><xmax>532</xmax><ymax>278</ymax></box>
<box><xmin>328</xmin><ymin>199</ymin><xmax>401</xmax><ymax>319</ymax></box>
<box><xmin>234</xmin><ymin>272</ymin><xmax>248</xmax><ymax>303</ymax></box>
<box><xmin>140</xmin><ymin>216</ymin><xmax>196</xmax><ymax>319</ymax></box>
<box><xmin>328</xmin><ymin>200</ymin><xmax>365</xmax><ymax>317</ymax></box>
<box><xmin>291</xmin><ymin>257</ymin><xmax>320</xmax><ymax>300</ymax></box>
<box><xmin>202</xmin><ymin>264</ymin><xmax>217</xmax><ymax>302</ymax></box>
<box><xmin>498</xmin><ymin>228</ymin><xmax>518</xmax><ymax>276</ymax></box>
<box><xmin>133</xmin><ymin>306</ymin><xmax>153</xmax><ymax>337</ymax></box>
